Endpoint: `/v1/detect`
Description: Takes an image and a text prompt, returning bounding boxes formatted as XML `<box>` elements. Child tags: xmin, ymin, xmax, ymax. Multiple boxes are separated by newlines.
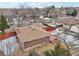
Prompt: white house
<box><xmin>0</xmin><ymin>32</ymin><xmax>19</xmax><ymax>56</ymax></box>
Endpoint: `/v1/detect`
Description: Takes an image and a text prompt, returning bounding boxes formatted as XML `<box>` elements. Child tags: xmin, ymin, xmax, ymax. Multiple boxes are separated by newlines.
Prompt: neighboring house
<box><xmin>56</xmin><ymin>18</ymin><xmax>79</xmax><ymax>33</ymax></box>
<box><xmin>30</xmin><ymin>23</ymin><xmax>47</xmax><ymax>29</ymax></box>
<box><xmin>0</xmin><ymin>32</ymin><xmax>19</xmax><ymax>56</ymax></box>
<box><xmin>6</xmin><ymin>15</ymin><xmax>17</xmax><ymax>27</ymax></box>
<box><xmin>15</xmin><ymin>26</ymin><xmax>56</xmax><ymax>50</ymax></box>
<box><xmin>6</xmin><ymin>15</ymin><xmax>25</xmax><ymax>27</ymax></box>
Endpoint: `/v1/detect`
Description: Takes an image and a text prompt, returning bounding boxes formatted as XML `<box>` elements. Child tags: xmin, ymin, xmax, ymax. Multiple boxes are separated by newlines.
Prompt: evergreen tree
<box><xmin>66</xmin><ymin>9</ymin><xmax>77</xmax><ymax>17</ymax></box>
<box><xmin>0</xmin><ymin>14</ymin><xmax>9</xmax><ymax>32</ymax></box>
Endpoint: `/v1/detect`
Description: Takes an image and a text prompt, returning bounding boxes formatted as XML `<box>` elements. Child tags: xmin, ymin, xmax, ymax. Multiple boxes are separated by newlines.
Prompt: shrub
<box><xmin>44</xmin><ymin>42</ymin><xmax>71</xmax><ymax>56</ymax></box>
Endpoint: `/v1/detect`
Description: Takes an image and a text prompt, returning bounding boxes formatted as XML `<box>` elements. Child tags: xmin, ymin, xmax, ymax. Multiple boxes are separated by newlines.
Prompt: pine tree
<box><xmin>0</xmin><ymin>14</ymin><xmax>9</xmax><ymax>32</ymax></box>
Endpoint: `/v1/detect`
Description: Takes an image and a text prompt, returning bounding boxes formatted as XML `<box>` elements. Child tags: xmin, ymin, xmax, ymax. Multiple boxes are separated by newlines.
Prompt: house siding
<box><xmin>0</xmin><ymin>32</ymin><xmax>19</xmax><ymax>55</ymax></box>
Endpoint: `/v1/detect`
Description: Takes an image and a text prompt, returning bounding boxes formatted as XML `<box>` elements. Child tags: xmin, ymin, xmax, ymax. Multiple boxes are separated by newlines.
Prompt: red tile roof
<box><xmin>43</xmin><ymin>26</ymin><xmax>56</xmax><ymax>32</ymax></box>
<box><xmin>0</xmin><ymin>32</ymin><xmax>16</xmax><ymax>40</ymax></box>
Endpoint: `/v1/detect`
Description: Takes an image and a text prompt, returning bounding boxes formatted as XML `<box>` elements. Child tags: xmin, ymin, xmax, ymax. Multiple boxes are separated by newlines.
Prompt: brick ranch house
<box><xmin>15</xmin><ymin>26</ymin><xmax>56</xmax><ymax>51</ymax></box>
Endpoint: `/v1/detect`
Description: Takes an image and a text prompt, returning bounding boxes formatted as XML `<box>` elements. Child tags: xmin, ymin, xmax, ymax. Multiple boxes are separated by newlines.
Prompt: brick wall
<box><xmin>24</xmin><ymin>36</ymin><xmax>50</xmax><ymax>49</ymax></box>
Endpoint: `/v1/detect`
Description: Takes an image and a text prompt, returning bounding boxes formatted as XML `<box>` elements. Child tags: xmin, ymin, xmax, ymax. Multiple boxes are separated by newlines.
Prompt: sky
<box><xmin>0</xmin><ymin>2</ymin><xmax>79</xmax><ymax>8</ymax></box>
